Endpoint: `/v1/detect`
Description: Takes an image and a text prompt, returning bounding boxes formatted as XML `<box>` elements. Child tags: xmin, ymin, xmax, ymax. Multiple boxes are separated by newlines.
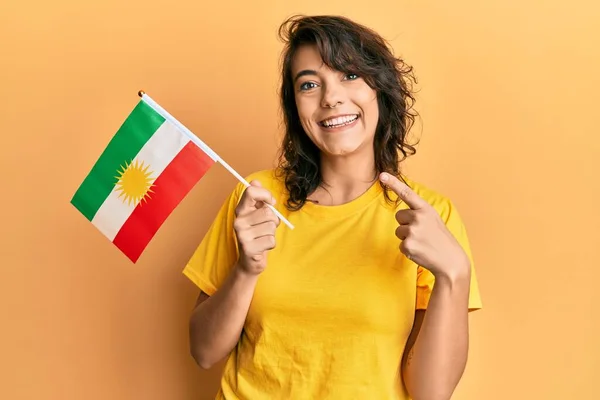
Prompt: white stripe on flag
<box><xmin>92</xmin><ymin>120</ymin><xmax>190</xmax><ymax>241</ymax></box>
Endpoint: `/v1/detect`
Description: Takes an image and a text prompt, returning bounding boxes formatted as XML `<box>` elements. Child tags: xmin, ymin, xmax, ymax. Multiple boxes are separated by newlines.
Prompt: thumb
<box><xmin>248</xmin><ymin>180</ymin><xmax>269</xmax><ymax>209</ymax></box>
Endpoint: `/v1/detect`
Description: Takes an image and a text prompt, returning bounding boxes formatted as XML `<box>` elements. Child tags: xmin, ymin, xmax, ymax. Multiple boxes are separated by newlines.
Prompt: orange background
<box><xmin>2</xmin><ymin>0</ymin><xmax>598</xmax><ymax>399</ymax></box>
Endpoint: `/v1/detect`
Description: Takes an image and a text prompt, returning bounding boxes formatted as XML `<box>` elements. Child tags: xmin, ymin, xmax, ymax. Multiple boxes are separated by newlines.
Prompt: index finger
<box><xmin>379</xmin><ymin>172</ymin><xmax>425</xmax><ymax>210</ymax></box>
<box><xmin>236</xmin><ymin>180</ymin><xmax>276</xmax><ymax>215</ymax></box>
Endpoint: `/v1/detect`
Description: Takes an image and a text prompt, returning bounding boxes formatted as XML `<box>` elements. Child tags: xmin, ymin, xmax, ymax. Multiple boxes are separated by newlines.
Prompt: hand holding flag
<box><xmin>233</xmin><ymin>180</ymin><xmax>280</xmax><ymax>274</ymax></box>
<box><xmin>71</xmin><ymin>91</ymin><xmax>293</xmax><ymax>263</ymax></box>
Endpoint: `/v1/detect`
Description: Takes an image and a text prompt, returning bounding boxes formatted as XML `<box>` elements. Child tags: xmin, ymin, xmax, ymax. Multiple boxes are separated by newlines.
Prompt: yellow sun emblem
<box><xmin>114</xmin><ymin>159</ymin><xmax>155</xmax><ymax>206</ymax></box>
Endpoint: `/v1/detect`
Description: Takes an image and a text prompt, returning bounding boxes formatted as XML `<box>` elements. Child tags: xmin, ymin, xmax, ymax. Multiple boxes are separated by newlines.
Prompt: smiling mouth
<box><xmin>319</xmin><ymin>114</ymin><xmax>359</xmax><ymax>128</ymax></box>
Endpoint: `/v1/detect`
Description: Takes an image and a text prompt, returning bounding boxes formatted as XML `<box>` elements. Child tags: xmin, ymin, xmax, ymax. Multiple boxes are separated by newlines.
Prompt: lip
<box><xmin>318</xmin><ymin>114</ymin><xmax>360</xmax><ymax>131</ymax></box>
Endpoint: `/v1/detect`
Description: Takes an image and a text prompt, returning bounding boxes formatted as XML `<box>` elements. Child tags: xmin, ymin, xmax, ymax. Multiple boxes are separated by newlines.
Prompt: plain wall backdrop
<box><xmin>1</xmin><ymin>0</ymin><xmax>598</xmax><ymax>398</ymax></box>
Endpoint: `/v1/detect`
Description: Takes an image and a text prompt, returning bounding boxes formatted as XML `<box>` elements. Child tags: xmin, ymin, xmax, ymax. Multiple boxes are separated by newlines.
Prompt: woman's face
<box><xmin>291</xmin><ymin>44</ymin><xmax>379</xmax><ymax>158</ymax></box>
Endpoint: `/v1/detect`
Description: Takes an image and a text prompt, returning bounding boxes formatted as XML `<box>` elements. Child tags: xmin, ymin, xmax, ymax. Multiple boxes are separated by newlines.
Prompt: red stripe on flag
<box><xmin>113</xmin><ymin>141</ymin><xmax>215</xmax><ymax>262</ymax></box>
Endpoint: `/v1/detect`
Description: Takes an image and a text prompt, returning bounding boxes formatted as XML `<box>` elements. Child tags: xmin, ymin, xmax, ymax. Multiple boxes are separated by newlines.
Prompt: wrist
<box><xmin>433</xmin><ymin>256</ymin><xmax>471</xmax><ymax>286</ymax></box>
<box><xmin>232</xmin><ymin>263</ymin><xmax>261</xmax><ymax>283</ymax></box>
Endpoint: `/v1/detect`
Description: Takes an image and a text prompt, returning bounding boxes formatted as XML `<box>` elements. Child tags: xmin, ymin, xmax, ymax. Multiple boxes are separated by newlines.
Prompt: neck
<box><xmin>309</xmin><ymin>151</ymin><xmax>377</xmax><ymax>206</ymax></box>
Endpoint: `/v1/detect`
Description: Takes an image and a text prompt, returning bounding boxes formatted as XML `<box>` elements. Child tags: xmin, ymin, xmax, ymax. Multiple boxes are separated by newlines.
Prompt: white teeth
<box><xmin>322</xmin><ymin>115</ymin><xmax>358</xmax><ymax>127</ymax></box>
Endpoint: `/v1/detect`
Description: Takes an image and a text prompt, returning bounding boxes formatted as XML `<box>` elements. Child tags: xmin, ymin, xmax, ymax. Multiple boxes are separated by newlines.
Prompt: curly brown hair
<box><xmin>275</xmin><ymin>15</ymin><xmax>419</xmax><ymax>211</ymax></box>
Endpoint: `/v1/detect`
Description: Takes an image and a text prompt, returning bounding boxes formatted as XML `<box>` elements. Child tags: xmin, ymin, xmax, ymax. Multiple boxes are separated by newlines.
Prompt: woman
<box><xmin>184</xmin><ymin>14</ymin><xmax>482</xmax><ymax>400</ymax></box>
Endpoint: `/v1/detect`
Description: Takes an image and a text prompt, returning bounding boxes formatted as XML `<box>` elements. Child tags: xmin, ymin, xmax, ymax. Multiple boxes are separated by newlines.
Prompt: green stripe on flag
<box><xmin>71</xmin><ymin>100</ymin><xmax>166</xmax><ymax>221</ymax></box>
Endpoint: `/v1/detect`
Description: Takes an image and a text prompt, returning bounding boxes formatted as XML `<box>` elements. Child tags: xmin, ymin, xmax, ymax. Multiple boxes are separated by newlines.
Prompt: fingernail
<box><xmin>380</xmin><ymin>173</ymin><xmax>388</xmax><ymax>182</ymax></box>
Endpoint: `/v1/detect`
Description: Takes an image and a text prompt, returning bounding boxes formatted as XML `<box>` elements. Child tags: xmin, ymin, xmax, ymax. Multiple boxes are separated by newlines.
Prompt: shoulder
<box><xmin>242</xmin><ymin>168</ymin><xmax>287</xmax><ymax>197</ymax></box>
<box><xmin>244</xmin><ymin>168</ymin><xmax>282</xmax><ymax>186</ymax></box>
<box><xmin>222</xmin><ymin>168</ymin><xmax>288</xmax><ymax>208</ymax></box>
<box><xmin>399</xmin><ymin>175</ymin><xmax>461</xmax><ymax>223</ymax></box>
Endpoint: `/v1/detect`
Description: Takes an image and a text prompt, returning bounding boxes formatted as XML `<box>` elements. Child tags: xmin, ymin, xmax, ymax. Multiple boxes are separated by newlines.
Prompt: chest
<box><xmin>246</xmin><ymin>208</ymin><xmax>419</xmax><ymax>337</ymax></box>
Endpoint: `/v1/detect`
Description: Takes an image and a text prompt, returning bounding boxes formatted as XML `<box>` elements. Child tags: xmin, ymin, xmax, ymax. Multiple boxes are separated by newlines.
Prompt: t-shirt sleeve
<box><xmin>416</xmin><ymin>199</ymin><xmax>483</xmax><ymax>311</ymax></box>
<box><xmin>182</xmin><ymin>182</ymin><xmax>246</xmax><ymax>295</ymax></box>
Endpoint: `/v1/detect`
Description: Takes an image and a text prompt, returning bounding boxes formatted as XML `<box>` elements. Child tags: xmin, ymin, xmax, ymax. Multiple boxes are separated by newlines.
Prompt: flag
<box><xmin>71</xmin><ymin>96</ymin><xmax>218</xmax><ymax>263</ymax></box>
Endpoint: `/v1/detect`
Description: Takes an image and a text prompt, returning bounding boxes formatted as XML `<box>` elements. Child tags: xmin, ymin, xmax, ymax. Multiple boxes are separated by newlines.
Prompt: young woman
<box><xmin>184</xmin><ymin>14</ymin><xmax>482</xmax><ymax>400</ymax></box>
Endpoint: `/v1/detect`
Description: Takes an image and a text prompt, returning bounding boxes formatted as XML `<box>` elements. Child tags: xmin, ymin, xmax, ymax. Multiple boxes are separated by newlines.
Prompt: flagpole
<box><xmin>137</xmin><ymin>91</ymin><xmax>294</xmax><ymax>230</ymax></box>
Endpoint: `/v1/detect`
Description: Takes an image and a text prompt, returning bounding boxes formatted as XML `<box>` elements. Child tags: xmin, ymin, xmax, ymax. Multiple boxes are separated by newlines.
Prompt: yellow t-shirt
<box><xmin>183</xmin><ymin>169</ymin><xmax>482</xmax><ymax>400</ymax></box>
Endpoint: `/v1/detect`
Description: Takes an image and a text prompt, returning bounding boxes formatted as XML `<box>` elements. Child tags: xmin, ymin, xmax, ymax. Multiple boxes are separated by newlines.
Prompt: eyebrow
<box><xmin>293</xmin><ymin>69</ymin><xmax>318</xmax><ymax>83</ymax></box>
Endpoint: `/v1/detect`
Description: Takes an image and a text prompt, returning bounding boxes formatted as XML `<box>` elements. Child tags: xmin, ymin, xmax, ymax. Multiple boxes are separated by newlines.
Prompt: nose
<box><xmin>321</xmin><ymin>81</ymin><xmax>345</xmax><ymax>109</ymax></box>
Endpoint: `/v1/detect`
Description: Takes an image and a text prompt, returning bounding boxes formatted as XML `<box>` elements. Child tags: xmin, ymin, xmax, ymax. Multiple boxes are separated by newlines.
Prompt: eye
<box><xmin>299</xmin><ymin>81</ymin><xmax>318</xmax><ymax>91</ymax></box>
<box><xmin>344</xmin><ymin>73</ymin><xmax>359</xmax><ymax>81</ymax></box>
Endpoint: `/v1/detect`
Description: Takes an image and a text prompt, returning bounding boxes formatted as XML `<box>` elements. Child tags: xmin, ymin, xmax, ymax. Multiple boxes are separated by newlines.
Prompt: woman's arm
<box><xmin>401</xmin><ymin>270</ymin><xmax>471</xmax><ymax>400</ymax></box>
<box><xmin>379</xmin><ymin>172</ymin><xmax>474</xmax><ymax>400</ymax></box>
<box><xmin>188</xmin><ymin>180</ymin><xmax>279</xmax><ymax>369</ymax></box>
<box><xmin>189</xmin><ymin>264</ymin><xmax>259</xmax><ymax>369</ymax></box>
